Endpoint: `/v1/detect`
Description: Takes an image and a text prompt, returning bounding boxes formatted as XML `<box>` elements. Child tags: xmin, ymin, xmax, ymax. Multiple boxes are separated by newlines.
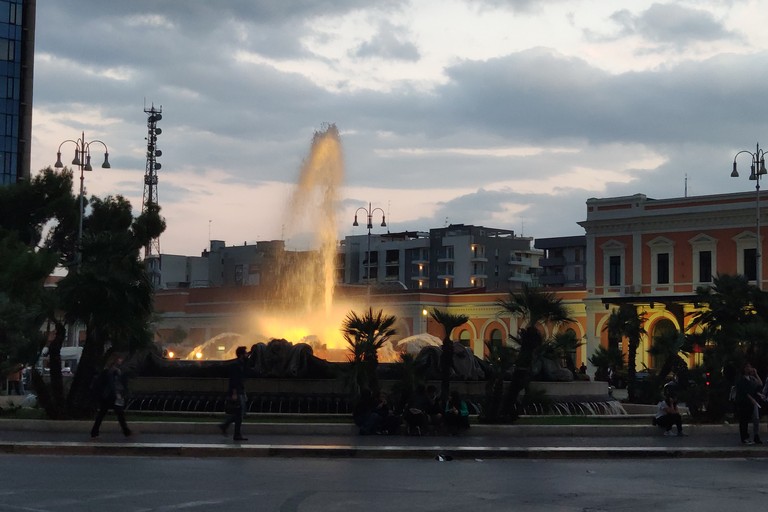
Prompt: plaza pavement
<box><xmin>1</xmin><ymin>416</ymin><xmax>765</xmax><ymax>460</ymax></box>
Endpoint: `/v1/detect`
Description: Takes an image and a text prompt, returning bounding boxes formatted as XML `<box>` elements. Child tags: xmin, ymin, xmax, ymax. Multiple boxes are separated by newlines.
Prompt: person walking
<box><xmin>219</xmin><ymin>346</ymin><xmax>249</xmax><ymax>441</ymax></box>
<box><xmin>90</xmin><ymin>353</ymin><xmax>132</xmax><ymax>439</ymax></box>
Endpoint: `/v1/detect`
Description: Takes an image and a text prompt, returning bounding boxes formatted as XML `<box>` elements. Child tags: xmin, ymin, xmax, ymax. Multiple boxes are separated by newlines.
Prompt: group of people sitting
<box><xmin>352</xmin><ymin>384</ymin><xmax>471</xmax><ymax>436</ymax></box>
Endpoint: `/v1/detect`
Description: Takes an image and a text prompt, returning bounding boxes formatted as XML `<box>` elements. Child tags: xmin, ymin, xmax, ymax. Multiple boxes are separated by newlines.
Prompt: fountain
<box><xmin>131</xmin><ymin>124</ymin><xmax>623</xmax><ymax>417</ymax></box>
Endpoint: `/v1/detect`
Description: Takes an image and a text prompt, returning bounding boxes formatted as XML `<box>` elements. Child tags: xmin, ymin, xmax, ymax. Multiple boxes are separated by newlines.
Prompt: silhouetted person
<box><xmin>219</xmin><ymin>346</ymin><xmax>249</xmax><ymax>441</ymax></box>
<box><xmin>90</xmin><ymin>353</ymin><xmax>132</xmax><ymax>439</ymax></box>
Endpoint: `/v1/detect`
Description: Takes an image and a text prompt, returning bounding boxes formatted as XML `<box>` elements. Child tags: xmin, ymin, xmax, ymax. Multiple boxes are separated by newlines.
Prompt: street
<box><xmin>1</xmin><ymin>455</ymin><xmax>765</xmax><ymax>511</ymax></box>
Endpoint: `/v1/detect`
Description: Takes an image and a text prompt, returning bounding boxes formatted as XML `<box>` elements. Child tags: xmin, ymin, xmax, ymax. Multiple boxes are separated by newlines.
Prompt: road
<box><xmin>1</xmin><ymin>455</ymin><xmax>766</xmax><ymax>511</ymax></box>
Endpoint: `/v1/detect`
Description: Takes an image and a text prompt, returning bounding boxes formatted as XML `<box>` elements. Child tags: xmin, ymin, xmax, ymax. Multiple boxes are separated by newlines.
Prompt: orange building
<box><xmin>580</xmin><ymin>191</ymin><xmax>763</xmax><ymax>370</ymax></box>
<box><xmin>153</xmin><ymin>286</ymin><xmax>589</xmax><ymax>365</ymax></box>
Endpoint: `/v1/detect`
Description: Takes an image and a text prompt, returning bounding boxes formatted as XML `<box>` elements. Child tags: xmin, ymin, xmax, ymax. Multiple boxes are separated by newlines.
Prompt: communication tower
<box><xmin>142</xmin><ymin>104</ymin><xmax>163</xmax><ymax>258</ymax></box>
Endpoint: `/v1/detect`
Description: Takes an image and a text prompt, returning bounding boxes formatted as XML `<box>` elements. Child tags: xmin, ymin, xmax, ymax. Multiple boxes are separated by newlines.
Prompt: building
<box><xmin>341</xmin><ymin>224</ymin><xmax>542</xmax><ymax>291</ymax></box>
<box><xmin>154</xmin><ymin>240</ymin><xmax>291</xmax><ymax>289</ymax></box>
<box><xmin>535</xmin><ymin>235</ymin><xmax>586</xmax><ymax>288</ymax></box>
<box><xmin>579</xmin><ymin>191</ymin><xmax>764</xmax><ymax>370</ymax></box>
<box><xmin>0</xmin><ymin>0</ymin><xmax>34</xmax><ymax>185</ymax></box>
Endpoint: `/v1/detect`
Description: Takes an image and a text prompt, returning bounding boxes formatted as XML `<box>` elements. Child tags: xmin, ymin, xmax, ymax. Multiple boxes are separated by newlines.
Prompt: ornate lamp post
<box><xmin>732</xmin><ymin>143</ymin><xmax>767</xmax><ymax>290</ymax></box>
<box><xmin>55</xmin><ymin>132</ymin><xmax>110</xmax><ymax>267</ymax></box>
<box><xmin>353</xmin><ymin>202</ymin><xmax>386</xmax><ymax>286</ymax></box>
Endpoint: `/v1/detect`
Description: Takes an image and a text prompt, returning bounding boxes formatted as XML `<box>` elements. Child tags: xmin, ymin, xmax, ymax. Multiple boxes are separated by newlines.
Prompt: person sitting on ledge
<box><xmin>654</xmin><ymin>392</ymin><xmax>685</xmax><ymax>437</ymax></box>
<box><xmin>444</xmin><ymin>390</ymin><xmax>470</xmax><ymax>435</ymax></box>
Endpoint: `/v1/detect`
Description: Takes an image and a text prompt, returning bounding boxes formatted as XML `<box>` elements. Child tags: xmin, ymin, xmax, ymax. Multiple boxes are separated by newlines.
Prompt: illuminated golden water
<box><xmin>186</xmin><ymin>124</ymin><xmax>353</xmax><ymax>361</ymax></box>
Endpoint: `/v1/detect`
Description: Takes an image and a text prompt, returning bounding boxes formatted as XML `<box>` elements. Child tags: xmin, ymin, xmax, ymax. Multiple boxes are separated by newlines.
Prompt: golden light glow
<box><xmin>195</xmin><ymin>351</ymin><xmax>203</xmax><ymax>360</ymax></box>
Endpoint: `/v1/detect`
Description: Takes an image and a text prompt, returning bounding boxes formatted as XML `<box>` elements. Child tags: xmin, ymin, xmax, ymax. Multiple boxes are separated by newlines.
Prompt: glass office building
<box><xmin>0</xmin><ymin>0</ymin><xmax>34</xmax><ymax>185</ymax></box>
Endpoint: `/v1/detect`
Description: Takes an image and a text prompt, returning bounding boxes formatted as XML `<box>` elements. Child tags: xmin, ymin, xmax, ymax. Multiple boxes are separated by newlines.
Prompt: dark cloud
<box><xmin>31</xmin><ymin>2</ymin><xmax>766</xmax><ymax>251</ymax></box>
<box><xmin>608</xmin><ymin>3</ymin><xmax>736</xmax><ymax>48</ymax></box>
<box><xmin>437</xmin><ymin>49</ymin><xmax>768</xmax><ymax>147</ymax></box>
<box><xmin>353</xmin><ymin>21</ymin><xmax>420</xmax><ymax>61</ymax></box>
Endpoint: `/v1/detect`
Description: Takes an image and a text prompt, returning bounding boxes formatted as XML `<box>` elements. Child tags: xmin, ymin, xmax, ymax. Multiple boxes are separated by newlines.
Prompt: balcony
<box><xmin>508</xmin><ymin>256</ymin><xmax>535</xmax><ymax>267</ymax></box>
<box><xmin>539</xmin><ymin>256</ymin><xmax>566</xmax><ymax>266</ymax></box>
<box><xmin>471</xmin><ymin>256</ymin><xmax>488</xmax><ymax>263</ymax></box>
<box><xmin>508</xmin><ymin>272</ymin><xmax>534</xmax><ymax>283</ymax></box>
<box><xmin>539</xmin><ymin>274</ymin><xmax>565</xmax><ymax>286</ymax></box>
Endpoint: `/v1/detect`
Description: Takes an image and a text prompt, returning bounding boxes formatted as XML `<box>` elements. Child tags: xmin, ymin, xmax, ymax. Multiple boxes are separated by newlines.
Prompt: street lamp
<box><xmin>352</xmin><ymin>202</ymin><xmax>386</xmax><ymax>286</ymax></box>
<box><xmin>731</xmin><ymin>143</ymin><xmax>767</xmax><ymax>290</ymax></box>
<box><xmin>55</xmin><ymin>132</ymin><xmax>111</xmax><ymax>267</ymax></box>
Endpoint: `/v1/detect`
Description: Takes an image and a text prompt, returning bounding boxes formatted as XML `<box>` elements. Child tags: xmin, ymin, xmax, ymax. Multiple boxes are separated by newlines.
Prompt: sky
<box><xmin>29</xmin><ymin>0</ymin><xmax>768</xmax><ymax>256</ymax></box>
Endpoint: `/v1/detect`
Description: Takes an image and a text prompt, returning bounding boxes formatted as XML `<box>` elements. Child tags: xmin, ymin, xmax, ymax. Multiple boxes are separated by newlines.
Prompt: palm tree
<box><xmin>429</xmin><ymin>308</ymin><xmax>469</xmax><ymax>401</ymax></box>
<box><xmin>496</xmin><ymin>285</ymin><xmax>573</xmax><ymax>419</ymax></box>
<box><xmin>342</xmin><ymin>307</ymin><xmax>397</xmax><ymax>395</ymax></box>
<box><xmin>497</xmin><ymin>285</ymin><xmax>573</xmax><ymax>368</ymax></box>
<box><xmin>604</xmin><ymin>304</ymin><xmax>646</xmax><ymax>401</ymax></box>
<box><xmin>648</xmin><ymin>328</ymin><xmax>690</xmax><ymax>384</ymax></box>
<box><xmin>688</xmin><ymin>273</ymin><xmax>768</xmax><ymax>418</ymax></box>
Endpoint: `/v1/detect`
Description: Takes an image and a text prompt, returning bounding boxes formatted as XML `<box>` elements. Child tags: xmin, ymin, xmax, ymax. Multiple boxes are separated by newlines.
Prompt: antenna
<box><xmin>142</xmin><ymin>103</ymin><xmax>163</xmax><ymax>258</ymax></box>
<box><xmin>684</xmin><ymin>173</ymin><xmax>688</xmax><ymax>197</ymax></box>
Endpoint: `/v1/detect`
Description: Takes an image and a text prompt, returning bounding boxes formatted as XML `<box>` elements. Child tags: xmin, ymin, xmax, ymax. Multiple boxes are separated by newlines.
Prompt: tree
<box><xmin>648</xmin><ymin>328</ymin><xmax>690</xmax><ymax>385</ymax></box>
<box><xmin>688</xmin><ymin>274</ymin><xmax>768</xmax><ymax>418</ymax></box>
<box><xmin>604</xmin><ymin>304</ymin><xmax>646</xmax><ymax>401</ymax></box>
<box><xmin>496</xmin><ymin>285</ymin><xmax>573</xmax><ymax>418</ymax></box>
<box><xmin>342</xmin><ymin>307</ymin><xmax>397</xmax><ymax>396</ymax></box>
<box><xmin>60</xmin><ymin>194</ymin><xmax>165</xmax><ymax>416</ymax></box>
<box><xmin>497</xmin><ymin>285</ymin><xmax>573</xmax><ymax>369</ymax></box>
<box><xmin>0</xmin><ymin>168</ymin><xmax>166</xmax><ymax>418</ymax></box>
<box><xmin>429</xmin><ymin>308</ymin><xmax>469</xmax><ymax>401</ymax></box>
<box><xmin>0</xmin><ymin>169</ymin><xmax>76</xmax><ymax>417</ymax></box>
<box><xmin>589</xmin><ymin>345</ymin><xmax>625</xmax><ymax>382</ymax></box>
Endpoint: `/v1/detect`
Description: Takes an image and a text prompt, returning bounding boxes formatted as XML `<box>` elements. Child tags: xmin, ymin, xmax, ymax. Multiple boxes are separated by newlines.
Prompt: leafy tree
<box><xmin>428</xmin><ymin>308</ymin><xmax>469</xmax><ymax>401</ymax></box>
<box><xmin>604</xmin><ymin>304</ymin><xmax>646</xmax><ymax>401</ymax></box>
<box><xmin>0</xmin><ymin>169</ymin><xmax>76</xmax><ymax>417</ymax></box>
<box><xmin>61</xmin><ymin>194</ymin><xmax>165</xmax><ymax>415</ymax></box>
<box><xmin>342</xmin><ymin>307</ymin><xmax>397</xmax><ymax>396</ymax></box>
<box><xmin>1</xmin><ymin>169</ymin><xmax>165</xmax><ymax>418</ymax></box>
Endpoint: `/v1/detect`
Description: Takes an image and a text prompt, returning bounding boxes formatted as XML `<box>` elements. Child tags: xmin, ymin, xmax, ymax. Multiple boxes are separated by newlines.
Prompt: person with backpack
<box><xmin>90</xmin><ymin>353</ymin><xmax>132</xmax><ymax>439</ymax></box>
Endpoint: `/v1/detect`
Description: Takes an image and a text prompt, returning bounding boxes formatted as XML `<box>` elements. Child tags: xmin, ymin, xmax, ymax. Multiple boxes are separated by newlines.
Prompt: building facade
<box><xmin>340</xmin><ymin>224</ymin><xmax>542</xmax><ymax>291</ymax></box>
<box><xmin>579</xmin><ymin>191</ymin><xmax>764</xmax><ymax>370</ymax></box>
<box><xmin>0</xmin><ymin>0</ymin><xmax>34</xmax><ymax>185</ymax></box>
<box><xmin>535</xmin><ymin>235</ymin><xmax>586</xmax><ymax>288</ymax></box>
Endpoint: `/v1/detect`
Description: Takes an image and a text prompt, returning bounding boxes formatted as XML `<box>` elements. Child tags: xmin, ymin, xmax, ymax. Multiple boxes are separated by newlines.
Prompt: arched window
<box><xmin>650</xmin><ymin>318</ymin><xmax>677</xmax><ymax>369</ymax></box>
<box><xmin>459</xmin><ymin>330</ymin><xmax>471</xmax><ymax>347</ymax></box>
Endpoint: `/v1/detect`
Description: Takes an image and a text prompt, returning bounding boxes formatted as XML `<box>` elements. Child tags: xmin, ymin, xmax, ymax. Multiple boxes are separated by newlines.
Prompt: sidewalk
<box><xmin>1</xmin><ymin>417</ymin><xmax>765</xmax><ymax>460</ymax></box>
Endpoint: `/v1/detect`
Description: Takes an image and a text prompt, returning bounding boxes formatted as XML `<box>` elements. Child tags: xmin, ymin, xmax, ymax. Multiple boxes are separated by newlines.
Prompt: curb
<box><xmin>0</xmin><ymin>441</ymin><xmax>765</xmax><ymax>460</ymax></box>
<box><xmin>0</xmin><ymin>419</ymin><xmax>739</xmax><ymax>437</ymax></box>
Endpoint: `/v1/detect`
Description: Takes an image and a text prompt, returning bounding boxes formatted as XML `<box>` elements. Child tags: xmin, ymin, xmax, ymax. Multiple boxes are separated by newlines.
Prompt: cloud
<box><xmin>352</xmin><ymin>21</ymin><xmax>420</xmax><ymax>61</ymax></box>
<box><xmin>608</xmin><ymin>3</ymin><xmax>737</xmax><ymax>48</ymax></box>
<box><xmin>29</xmin><ymin>1</ymin><xmax>768</xmax><ymax>254</ymax></box>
